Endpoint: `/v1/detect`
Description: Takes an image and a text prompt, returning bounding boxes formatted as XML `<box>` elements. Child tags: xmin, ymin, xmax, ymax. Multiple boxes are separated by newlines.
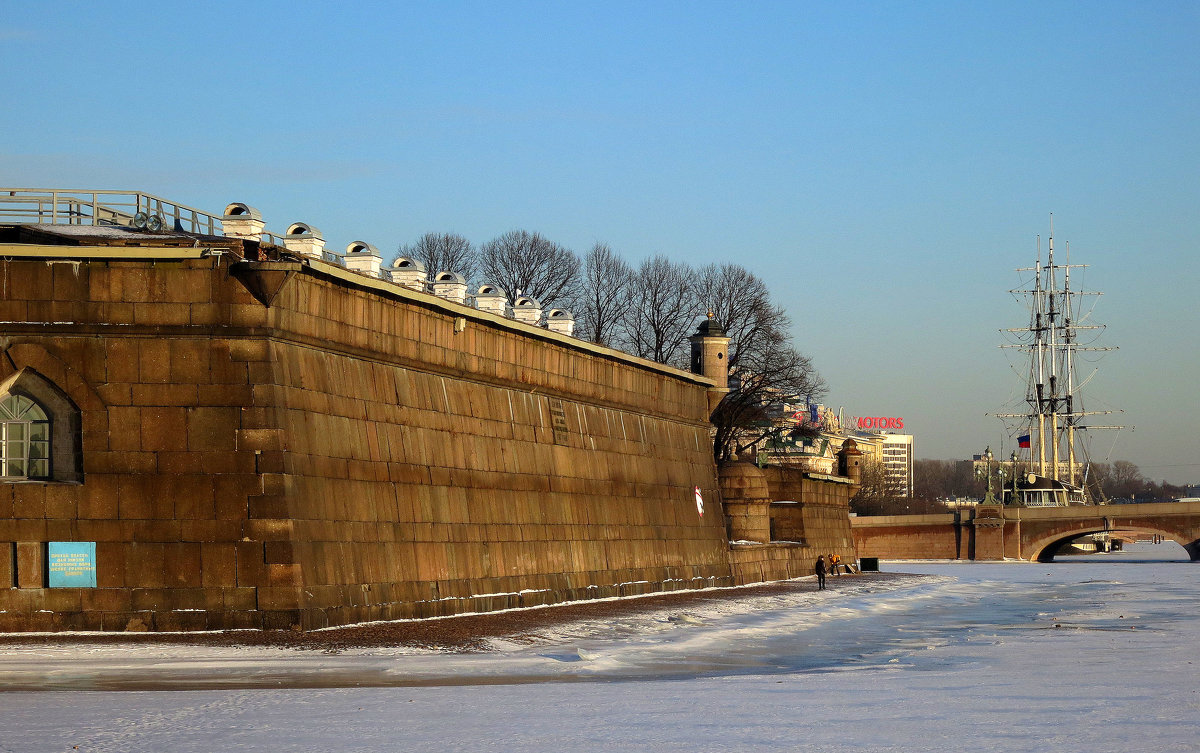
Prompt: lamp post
<box><xmin>981</xmin><ymin>446</ymin><xmax>997</xmax><ymax>505</ymax></box>
<box><xmin>1009</xmin><ymin>450</ymin><xmax>1019</xmax><ymax>505</ymax></box>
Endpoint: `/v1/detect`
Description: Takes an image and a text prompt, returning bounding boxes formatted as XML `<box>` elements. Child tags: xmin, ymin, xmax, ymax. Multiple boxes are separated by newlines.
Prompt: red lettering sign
<box><xmin>856</xmin><ymin>417</ymin><xmax>904</xmax><ymax>430</ymax></box>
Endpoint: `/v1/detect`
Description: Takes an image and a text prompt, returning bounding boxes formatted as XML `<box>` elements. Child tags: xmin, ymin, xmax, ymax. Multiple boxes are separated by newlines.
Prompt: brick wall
<box><xmin>725</xmin><ymin>465</ymin><xmax>858</xmax><ymax>585</ymax></box>
<box><xmin>0</xmin><ymin>251</ymin><xmax>731</xmax><ymax>630</ymax></box>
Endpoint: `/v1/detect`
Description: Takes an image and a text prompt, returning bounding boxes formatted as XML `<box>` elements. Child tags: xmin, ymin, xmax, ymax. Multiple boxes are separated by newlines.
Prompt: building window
<box><xmin>0</xmin><ymin>393</ymin><xmax>51</xmax><ymax>480</ymax></box>
<box><xmin>0</xmin><ymin>367</ymin><xmax>81</xmax><ymax>483</ymax></box>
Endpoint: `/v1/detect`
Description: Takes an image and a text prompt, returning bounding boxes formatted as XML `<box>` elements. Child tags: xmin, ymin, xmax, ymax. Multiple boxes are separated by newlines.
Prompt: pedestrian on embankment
<box><xmin>815</xmin><ymin>555</ymin><xmax>827</xmax><ymax>590</ymax></box>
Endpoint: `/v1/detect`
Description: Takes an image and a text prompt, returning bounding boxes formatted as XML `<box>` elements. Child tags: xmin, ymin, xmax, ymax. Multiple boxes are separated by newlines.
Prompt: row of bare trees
<box><xmin>955</xmin><ymin>458</ymin><xmax>1185</xmax><ymax>504</ymax></box>
<box><xmin>397</xmin><ymin>230</ymin><xmax>581</xmax><ymax>309</ymax></box>
<box><xmin>396</xmin><ymin>231</ymin><xmax>825</xmax><ymax>461</ymax></box>
<box><xmin>853</xmin><ymin>458</ymin><xmax>1188</xmax><ymax>516</ymax></box>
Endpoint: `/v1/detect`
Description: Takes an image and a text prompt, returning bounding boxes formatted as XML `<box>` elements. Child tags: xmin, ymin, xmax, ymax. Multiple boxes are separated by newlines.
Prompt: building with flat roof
<box><xmin>877</xmin><ymin>432</ymin><xmax>914</xmax><ymax>497</ymax></box>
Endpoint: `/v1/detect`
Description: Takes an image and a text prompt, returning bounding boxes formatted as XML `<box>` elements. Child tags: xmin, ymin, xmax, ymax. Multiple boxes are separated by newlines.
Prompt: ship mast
<box><xmin>1063</xmin><ymin>240</ymin><xmax>1077</xmax><ymax>487</ymax></box>
<box><xmin>997</xmin><ymin>217</ymin><xmax>1121</xmax><ymax>505</ymax></box>
<box><xmin>1034</xmin><ymin>238</ymin><xmax>1047</xmax><ymax>477</ymax></box>
<box><xmin>1046</xmin><ymin>221</ymin><xmax>1061</xmax><ymax>483</ymax></box>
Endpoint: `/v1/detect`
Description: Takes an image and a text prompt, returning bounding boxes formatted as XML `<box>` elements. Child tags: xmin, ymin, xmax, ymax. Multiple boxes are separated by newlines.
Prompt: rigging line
<box><xmin>1100</xmin><ymin>429</ymin><xmax>1122</xmax><ymax>463</ymax></box>
<box><xmin>1073</xmin><ymin>368</ymin><xmax>1097</xmax><ymax>393</ymax></box>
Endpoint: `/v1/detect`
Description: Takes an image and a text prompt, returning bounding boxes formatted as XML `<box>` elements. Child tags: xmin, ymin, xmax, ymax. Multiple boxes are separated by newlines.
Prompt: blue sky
<box><xmin>3</xmin><ymin>1</ymin><xmax>1197</xmax><ymax>483</ymax></box>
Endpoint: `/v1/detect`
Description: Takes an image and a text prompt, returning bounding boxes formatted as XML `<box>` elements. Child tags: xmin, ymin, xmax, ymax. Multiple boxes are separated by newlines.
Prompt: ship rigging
<box><xmin>993</xmin><ymin>218</ymin><xmax>1123</xmax><ymax>506</ymax></box>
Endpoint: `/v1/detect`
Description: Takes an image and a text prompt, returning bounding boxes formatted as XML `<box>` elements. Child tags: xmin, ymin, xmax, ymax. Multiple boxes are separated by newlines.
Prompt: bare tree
<box><xmin>851</xmin><ymin>458</ymin><xmax>950</xmax><ymax>515</ymax></box>
<box><xmin>850</xmin><ymin>458</ymin><xmax>907</xmax><ymax>515</ymax></box>
<box><xmin>695</xmin><ymin>263</ymin><xmax>790</xmax><ymax>370</ymax></box>
<box><xmin>1106</xmin><ymin>460</ymin><xmax>1146</xmax><ymax>499</ymax></box>
<box><xmin>620</xmin><ymin>255</ymin><xmax>699</xmax><ymax>368</ymax></box>
<box><xmin>691</xmin><ymin>263</ymin><xmax>826</xmax><ymax>463</ymax></box>
<box><xmin>913</xmin><ymin>459</ymin><xmax>984</xmax><ymax>502</ymax></box>
<box><xmin>396</xmin><ymin>232</ymin><xmax>477</xmax><ymax>282</ymax></box>
<box><xmin>477</xmin><ymin>230</ymin><xmax>580</xmax><ymax>306</ymax></box>
<box><xmin>1066</xmin><ymin>459</ymin><xmax>1183</xmax><ymax>502</ymax></box>
<box><xmin>575</xmin><ymin>242</ymin><xmax>634</xmax><ymax>346</ymax></box>
<box><xmin>711</xmin><ymin>338</ymin><xmax>826</xmax><ymax>463</ymax></box>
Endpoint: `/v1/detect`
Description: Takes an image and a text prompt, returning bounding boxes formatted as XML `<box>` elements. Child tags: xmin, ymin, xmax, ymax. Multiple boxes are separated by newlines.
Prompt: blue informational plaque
<box><xmin>48</xmin><ymin>542</ymin><xmax>97</xmax><ymax>588</ymax></box>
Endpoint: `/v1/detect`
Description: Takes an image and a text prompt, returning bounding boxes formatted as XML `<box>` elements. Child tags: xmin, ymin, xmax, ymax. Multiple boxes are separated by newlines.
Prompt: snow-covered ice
<box><xmin>2</xmin><ymin>542</ymin><xmax>1197</xmax><ymax>752</ymax></box>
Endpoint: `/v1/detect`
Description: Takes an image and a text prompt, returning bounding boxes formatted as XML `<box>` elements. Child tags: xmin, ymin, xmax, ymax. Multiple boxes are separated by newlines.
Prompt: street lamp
<box><xmin>1009</xmin><ymin>450</ymin><xmax>1019</xmax><ymax>505</ymax></box>
<box><xmin>981</xmin><ymin>446</ymin><xmax>997</xmax><ymax>505</ymax></box>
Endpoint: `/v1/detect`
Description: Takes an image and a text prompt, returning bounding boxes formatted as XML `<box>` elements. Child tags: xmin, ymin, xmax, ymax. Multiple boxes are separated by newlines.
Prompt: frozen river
<box><xmin>2</xmin><ymin>541</ymin><xmax>1197</xmax><ymax>752</ymax></box>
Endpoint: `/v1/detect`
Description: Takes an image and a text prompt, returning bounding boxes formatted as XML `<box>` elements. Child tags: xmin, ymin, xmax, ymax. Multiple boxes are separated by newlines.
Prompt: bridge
<box><xmin>851</xmin><ymin>500</ymin><xmax>1200</xmax><ymax>562</ymax></box>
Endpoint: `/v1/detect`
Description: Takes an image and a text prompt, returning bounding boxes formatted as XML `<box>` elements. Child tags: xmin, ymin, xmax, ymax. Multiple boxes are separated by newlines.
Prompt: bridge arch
<box><xmin>1026</xmin><ymin>525</ymin><xmax>1199</xmax><ymax>563</ymax></box>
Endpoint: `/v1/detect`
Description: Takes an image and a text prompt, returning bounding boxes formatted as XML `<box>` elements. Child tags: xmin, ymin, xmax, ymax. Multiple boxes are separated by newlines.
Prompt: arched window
<box><xmin>1</xmin><ymin>393</ymin><xmax>51</xmax><ymax>480</ymax></box>
<box><xmin>0</xmin><ymin>367</ymin><xmax>81</xmax><ymax>483</ymax></box>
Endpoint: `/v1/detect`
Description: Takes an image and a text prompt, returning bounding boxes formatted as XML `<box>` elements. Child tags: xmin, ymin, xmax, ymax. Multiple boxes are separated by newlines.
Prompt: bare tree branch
<box><xmin>711</xmin><ymin>339</ymin><xmax>826</xmax><ymax>463</ymax></box>
<box><xmin>693</xmin><ymin>263</ymin><xmax>825</xmax><ymax>463</ymax></box>
<box><xmin>478</xmin><ymin>230</ymin><xmax>580</xmax><ymax>307</ymax></box>
<box><xmin>575</xmin><ymin>243</ymin><xmax>634</xmax><ymax>346</ymax></box>
<box><xmin>620</xmin><ymin>255</ymin><xmax>699</xmax><ymax>368</ymax></box>
<box><xmin>850</xmin><ymin>458</ymin><xmax>919</xmax><ymax>515</ymax></box>
<box><xmin>695</xmin><ymin>263</ymin><xmax>790</xmax><ymax>371</ymax></box>
<box><xmin>396</xmin><ymin>232</ymin><xmax>477</xmax><ymax>283</ymax></box>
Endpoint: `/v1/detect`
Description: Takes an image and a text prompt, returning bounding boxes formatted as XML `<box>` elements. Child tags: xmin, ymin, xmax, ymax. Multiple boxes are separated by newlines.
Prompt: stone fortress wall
<box><xmin>0</xmin><ymin>207</ymin><xmax>858</xmax><ymax>632</ymax></box>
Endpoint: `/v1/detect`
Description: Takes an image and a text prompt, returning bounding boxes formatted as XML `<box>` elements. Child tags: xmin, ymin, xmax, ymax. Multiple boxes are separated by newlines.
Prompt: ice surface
<box><xmin>1</xmin><ymin>542</ymin><xmax>1197</xmax><ymax>752</ymax></box>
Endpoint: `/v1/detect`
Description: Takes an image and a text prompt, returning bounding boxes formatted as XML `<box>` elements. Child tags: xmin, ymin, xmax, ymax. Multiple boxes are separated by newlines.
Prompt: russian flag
<box><xmin>1018</xmin><ymin>434</ymin><xmax>1031</xmax><ymax>448</ymax></box>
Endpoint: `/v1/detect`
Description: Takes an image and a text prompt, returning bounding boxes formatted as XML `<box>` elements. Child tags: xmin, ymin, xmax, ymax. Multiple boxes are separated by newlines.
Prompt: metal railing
<box><xmin>0</xmin><ymin>189</ymin><xmax>223</xmax><ymax>235</ymax></box>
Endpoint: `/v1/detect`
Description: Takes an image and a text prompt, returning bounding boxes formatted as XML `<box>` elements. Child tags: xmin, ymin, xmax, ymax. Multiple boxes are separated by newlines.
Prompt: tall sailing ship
<box><xmin>995</xmin><ymin>219</ymin><xmax>1121</xmax><ymax>506</ymax></box>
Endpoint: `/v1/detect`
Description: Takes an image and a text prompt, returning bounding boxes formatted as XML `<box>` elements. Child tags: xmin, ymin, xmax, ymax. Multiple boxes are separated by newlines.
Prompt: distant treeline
<box><xmin>852</xmin><ymin>458</ymin><xmax>1188</xmax><ymax>516</ymax></box>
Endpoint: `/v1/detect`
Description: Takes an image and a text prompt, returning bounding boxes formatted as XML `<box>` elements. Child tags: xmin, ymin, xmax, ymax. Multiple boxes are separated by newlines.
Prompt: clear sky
<box><xmin>3</xmin><ymin>1</ymin><xmax>1197</xmax><ymax>484</ymax></box>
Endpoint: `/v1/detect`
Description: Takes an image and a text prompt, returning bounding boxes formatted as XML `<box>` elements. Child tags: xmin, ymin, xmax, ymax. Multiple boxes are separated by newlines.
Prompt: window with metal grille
<box><xmin>0</xmin><ymin>394</ymin><xmax>51</xmax><ymax>480</ymax></box>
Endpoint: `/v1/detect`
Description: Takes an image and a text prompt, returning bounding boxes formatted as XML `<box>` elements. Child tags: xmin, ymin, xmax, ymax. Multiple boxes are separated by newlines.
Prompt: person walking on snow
<box><xmin>815</xmin><ymin>555</ymin><xmax>827</xmax><ymax>590</ymax></box>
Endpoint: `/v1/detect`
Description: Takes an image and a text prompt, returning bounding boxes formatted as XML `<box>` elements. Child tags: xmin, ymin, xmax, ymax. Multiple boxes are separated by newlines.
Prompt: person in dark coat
<box><xmin>815</xmin><ymin>555</ymin><xmax>827</xmax><ymax>590</ymax></box>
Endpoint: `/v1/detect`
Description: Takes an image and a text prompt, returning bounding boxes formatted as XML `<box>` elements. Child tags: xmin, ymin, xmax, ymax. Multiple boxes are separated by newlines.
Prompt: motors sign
<box><xmin>857</xmin><ymin>416</ymin><xmax>904</xmax><ymax>430</ymax></box>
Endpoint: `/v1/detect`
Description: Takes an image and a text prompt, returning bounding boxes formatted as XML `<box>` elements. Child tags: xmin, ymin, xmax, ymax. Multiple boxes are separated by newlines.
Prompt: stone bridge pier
<box><xmin>852</xmin><ymin>501</ymin><xmax>1200</xmax><ymax>562</ymax></box>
